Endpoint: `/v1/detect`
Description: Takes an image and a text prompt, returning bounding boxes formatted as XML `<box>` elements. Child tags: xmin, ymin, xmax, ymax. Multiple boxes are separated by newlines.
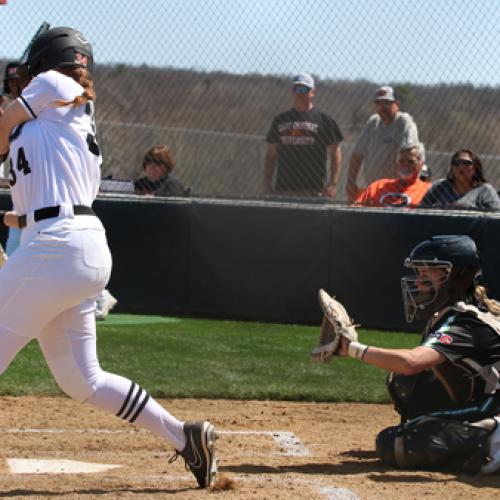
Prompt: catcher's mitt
<box><xmin>310</xmin><ymin>289</ymin><xmax>358</xmax><ymax>363</ymax></box>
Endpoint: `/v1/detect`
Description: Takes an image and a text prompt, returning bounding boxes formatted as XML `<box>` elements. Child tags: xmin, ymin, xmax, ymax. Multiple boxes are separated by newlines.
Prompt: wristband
<box><xmin>348</xmin><ymin>341</ymin><xmax>369</xmax><ymax>360</ymax></box>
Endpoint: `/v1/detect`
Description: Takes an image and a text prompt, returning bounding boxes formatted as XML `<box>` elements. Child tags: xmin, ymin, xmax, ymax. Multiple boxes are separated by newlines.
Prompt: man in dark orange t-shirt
<box><xmin>355</xmin><ymin>143</ymin><xmax>430</xmax><ymax>207</ymax></box>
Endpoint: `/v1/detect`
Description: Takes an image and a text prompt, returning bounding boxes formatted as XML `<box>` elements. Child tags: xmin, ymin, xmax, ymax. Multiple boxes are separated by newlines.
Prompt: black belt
<box><xmin>18</xmin><ymin>205</ymin><xmax>95</xmax><ymax>229</ymax></box>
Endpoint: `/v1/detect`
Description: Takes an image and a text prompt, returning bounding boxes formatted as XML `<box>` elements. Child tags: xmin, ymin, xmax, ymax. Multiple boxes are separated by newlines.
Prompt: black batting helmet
<box><xmin>3</xmin><ymin>61</ymin><xmax>20</xmax><ymax>94</ymax></box>
<box><xmin>26</xmin><ymin>27</ymin><xmax>93</xmax><ymax>77</ymax></box>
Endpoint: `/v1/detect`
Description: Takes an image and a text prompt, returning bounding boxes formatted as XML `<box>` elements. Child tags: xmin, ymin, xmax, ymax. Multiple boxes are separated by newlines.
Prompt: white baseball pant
<box><xmin>0</xmin><ymin>214</ymin><xmax>185</xmax><ymax>451</ymax></box>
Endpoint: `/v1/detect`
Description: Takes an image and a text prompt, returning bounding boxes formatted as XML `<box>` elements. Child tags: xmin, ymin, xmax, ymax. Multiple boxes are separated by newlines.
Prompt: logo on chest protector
<box><xmin>439</xmin><ymin>334</ymin><xmax>453</xmax><ymax>345</ymax></box>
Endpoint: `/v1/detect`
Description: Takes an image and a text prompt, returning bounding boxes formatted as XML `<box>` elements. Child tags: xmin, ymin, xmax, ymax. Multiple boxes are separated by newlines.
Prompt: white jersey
<box><xmin>8</xmin><ymin>70</ymin><xmax>101</xmax><ymax>215</ymax></box>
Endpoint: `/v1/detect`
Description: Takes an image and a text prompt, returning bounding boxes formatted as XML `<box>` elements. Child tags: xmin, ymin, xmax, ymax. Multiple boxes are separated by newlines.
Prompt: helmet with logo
<box><xmin>3</xmin><ymin>61</ymin><xmax>20</xmax><ymax>95</ymax></box>
<box><xmin>26</xmin><ymin>27</ymin><xmax>93</xmax><ymax>77</ymax></box>
<box><xmin>401</xmin><ymin>235</ymin><xmax>481</xmax><ymax>322</ymax></box>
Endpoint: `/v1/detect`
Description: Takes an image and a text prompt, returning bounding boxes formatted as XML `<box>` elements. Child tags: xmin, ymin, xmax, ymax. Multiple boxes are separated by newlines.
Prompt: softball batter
<box><xmin>0</xmin><ymin>27</ymin><xmax>217</xmax><ymax>489</ymax></box>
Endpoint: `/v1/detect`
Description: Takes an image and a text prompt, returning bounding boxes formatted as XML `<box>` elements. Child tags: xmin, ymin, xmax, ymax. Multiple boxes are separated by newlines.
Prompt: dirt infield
<box><xmin>0</xmin><ymin>396</ymin><xmax>498</xmax><ymax>499</ymax></box>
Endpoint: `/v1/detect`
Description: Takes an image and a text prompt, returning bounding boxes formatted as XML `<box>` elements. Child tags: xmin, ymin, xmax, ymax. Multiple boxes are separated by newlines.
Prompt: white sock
<box><xmin>86</xmin><ymin>371</ymin><xmax>186</xmax><ymax>451</ymax></box>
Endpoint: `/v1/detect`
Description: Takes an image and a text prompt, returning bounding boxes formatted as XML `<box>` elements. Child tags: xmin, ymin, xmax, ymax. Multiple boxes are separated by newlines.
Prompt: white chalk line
<box><xmin>0</xmin><ymin>427</ymin><xmax>143</xmax><ymax>434</ymax></box>
<box><xmin>7</xmin><ymin>458</ymin><xmax>121</xmax><ymax>475</ymax></box>
<box><xmin>220</xmin><ymin>430</ymin><xmax>310</xmax><ymax>456</ymax></box>
<box><xmin>0</xmin><ymin>427</ymin><xmax>310</xmax><ymax>457</ymax></box>
<box><xmin>319</xmin><ymin>487</ymin><xmax>361</xmax><ymax>500</ymax></box>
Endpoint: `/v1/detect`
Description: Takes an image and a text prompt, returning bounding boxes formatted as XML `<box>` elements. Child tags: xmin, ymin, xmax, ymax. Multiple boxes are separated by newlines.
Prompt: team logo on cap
<box><xmin>75</xmin><ymin>32</ymin><xmax>90</xmax><ymax>45</ymax></box>
<box><xmin>376</xmin><ymin>89</ymin><xmax>388</xmax><ymax>97</ymax></box>
<box><xmin>439</xmin><ymin>334</ymin><xmax>453</xmax><ymax>345</ymax></box>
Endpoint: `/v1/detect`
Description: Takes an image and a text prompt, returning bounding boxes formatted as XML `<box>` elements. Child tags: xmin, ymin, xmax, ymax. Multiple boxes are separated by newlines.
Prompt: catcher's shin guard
<box><xmin>376</xmin><ymin>417</ymin><xmax>493</xmax><ymax>470</ymax></box>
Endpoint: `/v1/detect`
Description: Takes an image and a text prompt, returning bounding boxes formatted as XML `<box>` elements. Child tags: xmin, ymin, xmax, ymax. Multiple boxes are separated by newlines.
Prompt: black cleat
<box><xmin>170</xmin><ymin>421</ymin><xmax>218</xmax><ymax>488</ymax></box>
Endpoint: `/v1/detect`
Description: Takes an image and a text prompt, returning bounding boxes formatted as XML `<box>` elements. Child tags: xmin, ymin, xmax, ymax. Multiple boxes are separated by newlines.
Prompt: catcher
<box><xmin>0</xmin><ymin>61</ymin><xmax>28</xmax><ymax>264</ymax></box>
<box><xmin>311</xmin><ymin>234</ymin><xmax>500</xmax><ymax>473</ymax></box>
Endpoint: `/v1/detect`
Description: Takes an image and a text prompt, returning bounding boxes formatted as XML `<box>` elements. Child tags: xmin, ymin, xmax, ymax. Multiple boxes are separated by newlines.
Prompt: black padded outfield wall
<box><xmin>96</xmin><ymin>196</ymin><xmax>192</xmax><ymax>315</ymax></box>
<box><xmin>0</xmin><ymin>191</ymin><xmax>498</xmax><ymax>332</ymax></box>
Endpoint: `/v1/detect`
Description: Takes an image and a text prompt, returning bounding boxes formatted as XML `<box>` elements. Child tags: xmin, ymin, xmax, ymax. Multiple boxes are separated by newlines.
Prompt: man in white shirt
<box><xmin>346</xmin><ymin>86</ymin><xmax>419</xmax><ymax>201</ymax></box>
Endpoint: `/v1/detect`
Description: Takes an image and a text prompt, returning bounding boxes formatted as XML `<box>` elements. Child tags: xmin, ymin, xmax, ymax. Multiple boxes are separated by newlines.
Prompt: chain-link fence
<box><xmin>2</xmin><ymin>2</ymin><xmax>500</xmax><ymax>207</ymax></box>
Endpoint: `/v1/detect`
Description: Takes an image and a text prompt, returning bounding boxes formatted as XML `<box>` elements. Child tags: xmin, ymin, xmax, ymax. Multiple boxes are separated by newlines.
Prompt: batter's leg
<box><xmin>38</xmin><ymin>299</ymin><xmax>186</xmax><ymax>451</ymax></box>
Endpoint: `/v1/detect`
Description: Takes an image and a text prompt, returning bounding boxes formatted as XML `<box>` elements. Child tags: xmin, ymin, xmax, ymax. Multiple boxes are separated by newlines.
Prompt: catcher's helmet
<box><xmin>401</xmin><ymin>235</ymin><xmax>480</xmax><ymax>322</ymax></box>
<box><xmin>26</xmin><ymin>27</ymin><xmax>93</xmax><ymax>77</ymax></box>
<box><xmin>3</xmin><ymin>61</ymin><xmax>20</xmax><ymax>94</ymax></box>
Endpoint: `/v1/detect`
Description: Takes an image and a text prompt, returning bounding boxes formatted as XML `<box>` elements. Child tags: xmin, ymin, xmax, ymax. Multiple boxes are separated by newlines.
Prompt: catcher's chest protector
<box><xmin>424</xmin><ymin>303</ymin><xmax>500</xmax><ymax>399</ymax></box>
<box><xmin>387</xmin><ymin>371</ymin><xmax>458</xmax><ymax>420</ymax></box>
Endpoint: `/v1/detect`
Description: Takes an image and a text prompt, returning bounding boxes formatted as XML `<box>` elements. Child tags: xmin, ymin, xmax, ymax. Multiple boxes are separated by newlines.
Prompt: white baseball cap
<box><xmin>292</xmin><ymin>73</ymin><xmax>315</xmax><ymax>89</ymax></box>
<box><xmin>373</xmin><ymin>85</ymin><xmax>397</xmax><ymax>102</ymax></box>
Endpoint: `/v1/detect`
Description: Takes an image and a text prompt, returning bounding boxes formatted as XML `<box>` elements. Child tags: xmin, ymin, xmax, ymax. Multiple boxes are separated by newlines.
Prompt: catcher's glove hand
<box><xmin>310</xmin><ymin>289</ymin><xmax>358</xmax><ymax>363</ymax></box>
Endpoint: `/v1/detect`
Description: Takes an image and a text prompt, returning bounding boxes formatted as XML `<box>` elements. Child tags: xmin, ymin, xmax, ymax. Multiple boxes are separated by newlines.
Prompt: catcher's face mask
<box><xmin>401</xmin><ymin>260</ymin><xmax>451</xmax><ymax>322</ymax></box>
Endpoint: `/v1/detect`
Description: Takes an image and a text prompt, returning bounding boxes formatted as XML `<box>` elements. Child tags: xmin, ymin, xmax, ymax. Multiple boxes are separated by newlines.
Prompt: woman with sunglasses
<box><xmin>420</xmin><ymin>149</ymin><xmax>500</xmax><ymax>211</ymax></box>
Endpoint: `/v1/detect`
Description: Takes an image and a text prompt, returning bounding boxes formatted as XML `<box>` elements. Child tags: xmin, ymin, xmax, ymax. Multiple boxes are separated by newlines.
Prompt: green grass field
<box><xmin>0</xmin><ymin>314</ymin><xmax>420</xmax><ymax>403</ymax></box>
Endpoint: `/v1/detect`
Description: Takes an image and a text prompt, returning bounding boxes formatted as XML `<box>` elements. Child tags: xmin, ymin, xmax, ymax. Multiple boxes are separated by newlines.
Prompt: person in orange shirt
<box><xmin>355</xmin><ymin>143</ymin><xmax>430</xmax><ymax>207</ymax></box>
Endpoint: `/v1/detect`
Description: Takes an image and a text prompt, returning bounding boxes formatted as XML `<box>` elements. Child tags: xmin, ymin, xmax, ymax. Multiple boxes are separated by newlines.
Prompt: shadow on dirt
<box><xmin>221</xmin><ymin>448</ymin><xmax>387</xmax><ymax>476</ymax></box>
<box><xmin>221</xmin><ymin>447</ymin><xmax>500</xmax><ymax>489</ymax></box>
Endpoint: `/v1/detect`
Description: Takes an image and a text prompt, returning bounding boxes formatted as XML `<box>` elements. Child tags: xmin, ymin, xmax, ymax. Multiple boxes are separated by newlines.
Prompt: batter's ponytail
<box><xmin>55</xmin><ymin>67</ymin><xmax>96</xmax><ymax>107</ymax></box>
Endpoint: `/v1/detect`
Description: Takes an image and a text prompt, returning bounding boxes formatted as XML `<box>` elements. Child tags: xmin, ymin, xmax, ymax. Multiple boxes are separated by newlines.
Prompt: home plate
<box><xmin>7</xmin><ymin>458</ymin><xmax>121</xmax><ymax>474</ymax></box>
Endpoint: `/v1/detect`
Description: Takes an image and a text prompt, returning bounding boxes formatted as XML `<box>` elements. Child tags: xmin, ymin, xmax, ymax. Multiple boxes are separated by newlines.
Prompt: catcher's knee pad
<box><xmin>376</xmin><ymin>417</ymin><xmax>492</xmax><ymax>469</ymax></box>
<box><xmin>387</xmin><ymin>371</ymin><xmax>456</xmax><ymax>420</ymax></box>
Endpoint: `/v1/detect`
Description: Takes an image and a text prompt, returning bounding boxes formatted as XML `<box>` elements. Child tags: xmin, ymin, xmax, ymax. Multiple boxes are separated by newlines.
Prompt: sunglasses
<box><xmin>293</xmin><ymin>85</ymin><xmax>311</xmax><ymax>94</ymax></box>
<box><xmin>451</xmin><ymin>158</ymin><xmax>473</xmax><ymax>167</ymax></box>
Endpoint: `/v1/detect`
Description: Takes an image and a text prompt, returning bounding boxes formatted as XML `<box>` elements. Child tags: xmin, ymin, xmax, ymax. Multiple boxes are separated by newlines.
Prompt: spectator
<box><xmin>264</xmin><ymin>73</ymin><xmax>343</xmax><ymax>198</ymax></box>
<box><xmin>134</xmin><ymin>145</ymin><xmax>187</xmax><ymax>197</ymax></box>
<box><xmin>1</xmin><ymin>62</ymin><xmax>23</xmax><ymax>255</ymax></box>
<box><xmin>420</xmin><ymin>149</ymin><xmax>500</xmax><ymax>211</ymax></box>
<box><xmin>1</xmin><ymin>62</ymin><xmax>23</xmax><ymax>180</ymax></box>
<box><xmin>346</xmin><ymin>85</ymin><xmax>419</xmax><ymax>201</ymax></box>
<box><xmin>3</xmin><ymin>62</ymin><xmax>21</xmax><ymax>92</ymax></box>
<box><xmin>1</xmin><ymin>60</ymin><xmax>31</xmax><ymax>106</ymax></box>
<box><xmin>355</xmin><ymin>143</ymin><xmax>430</xmax><ymax>207</ymax></box>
